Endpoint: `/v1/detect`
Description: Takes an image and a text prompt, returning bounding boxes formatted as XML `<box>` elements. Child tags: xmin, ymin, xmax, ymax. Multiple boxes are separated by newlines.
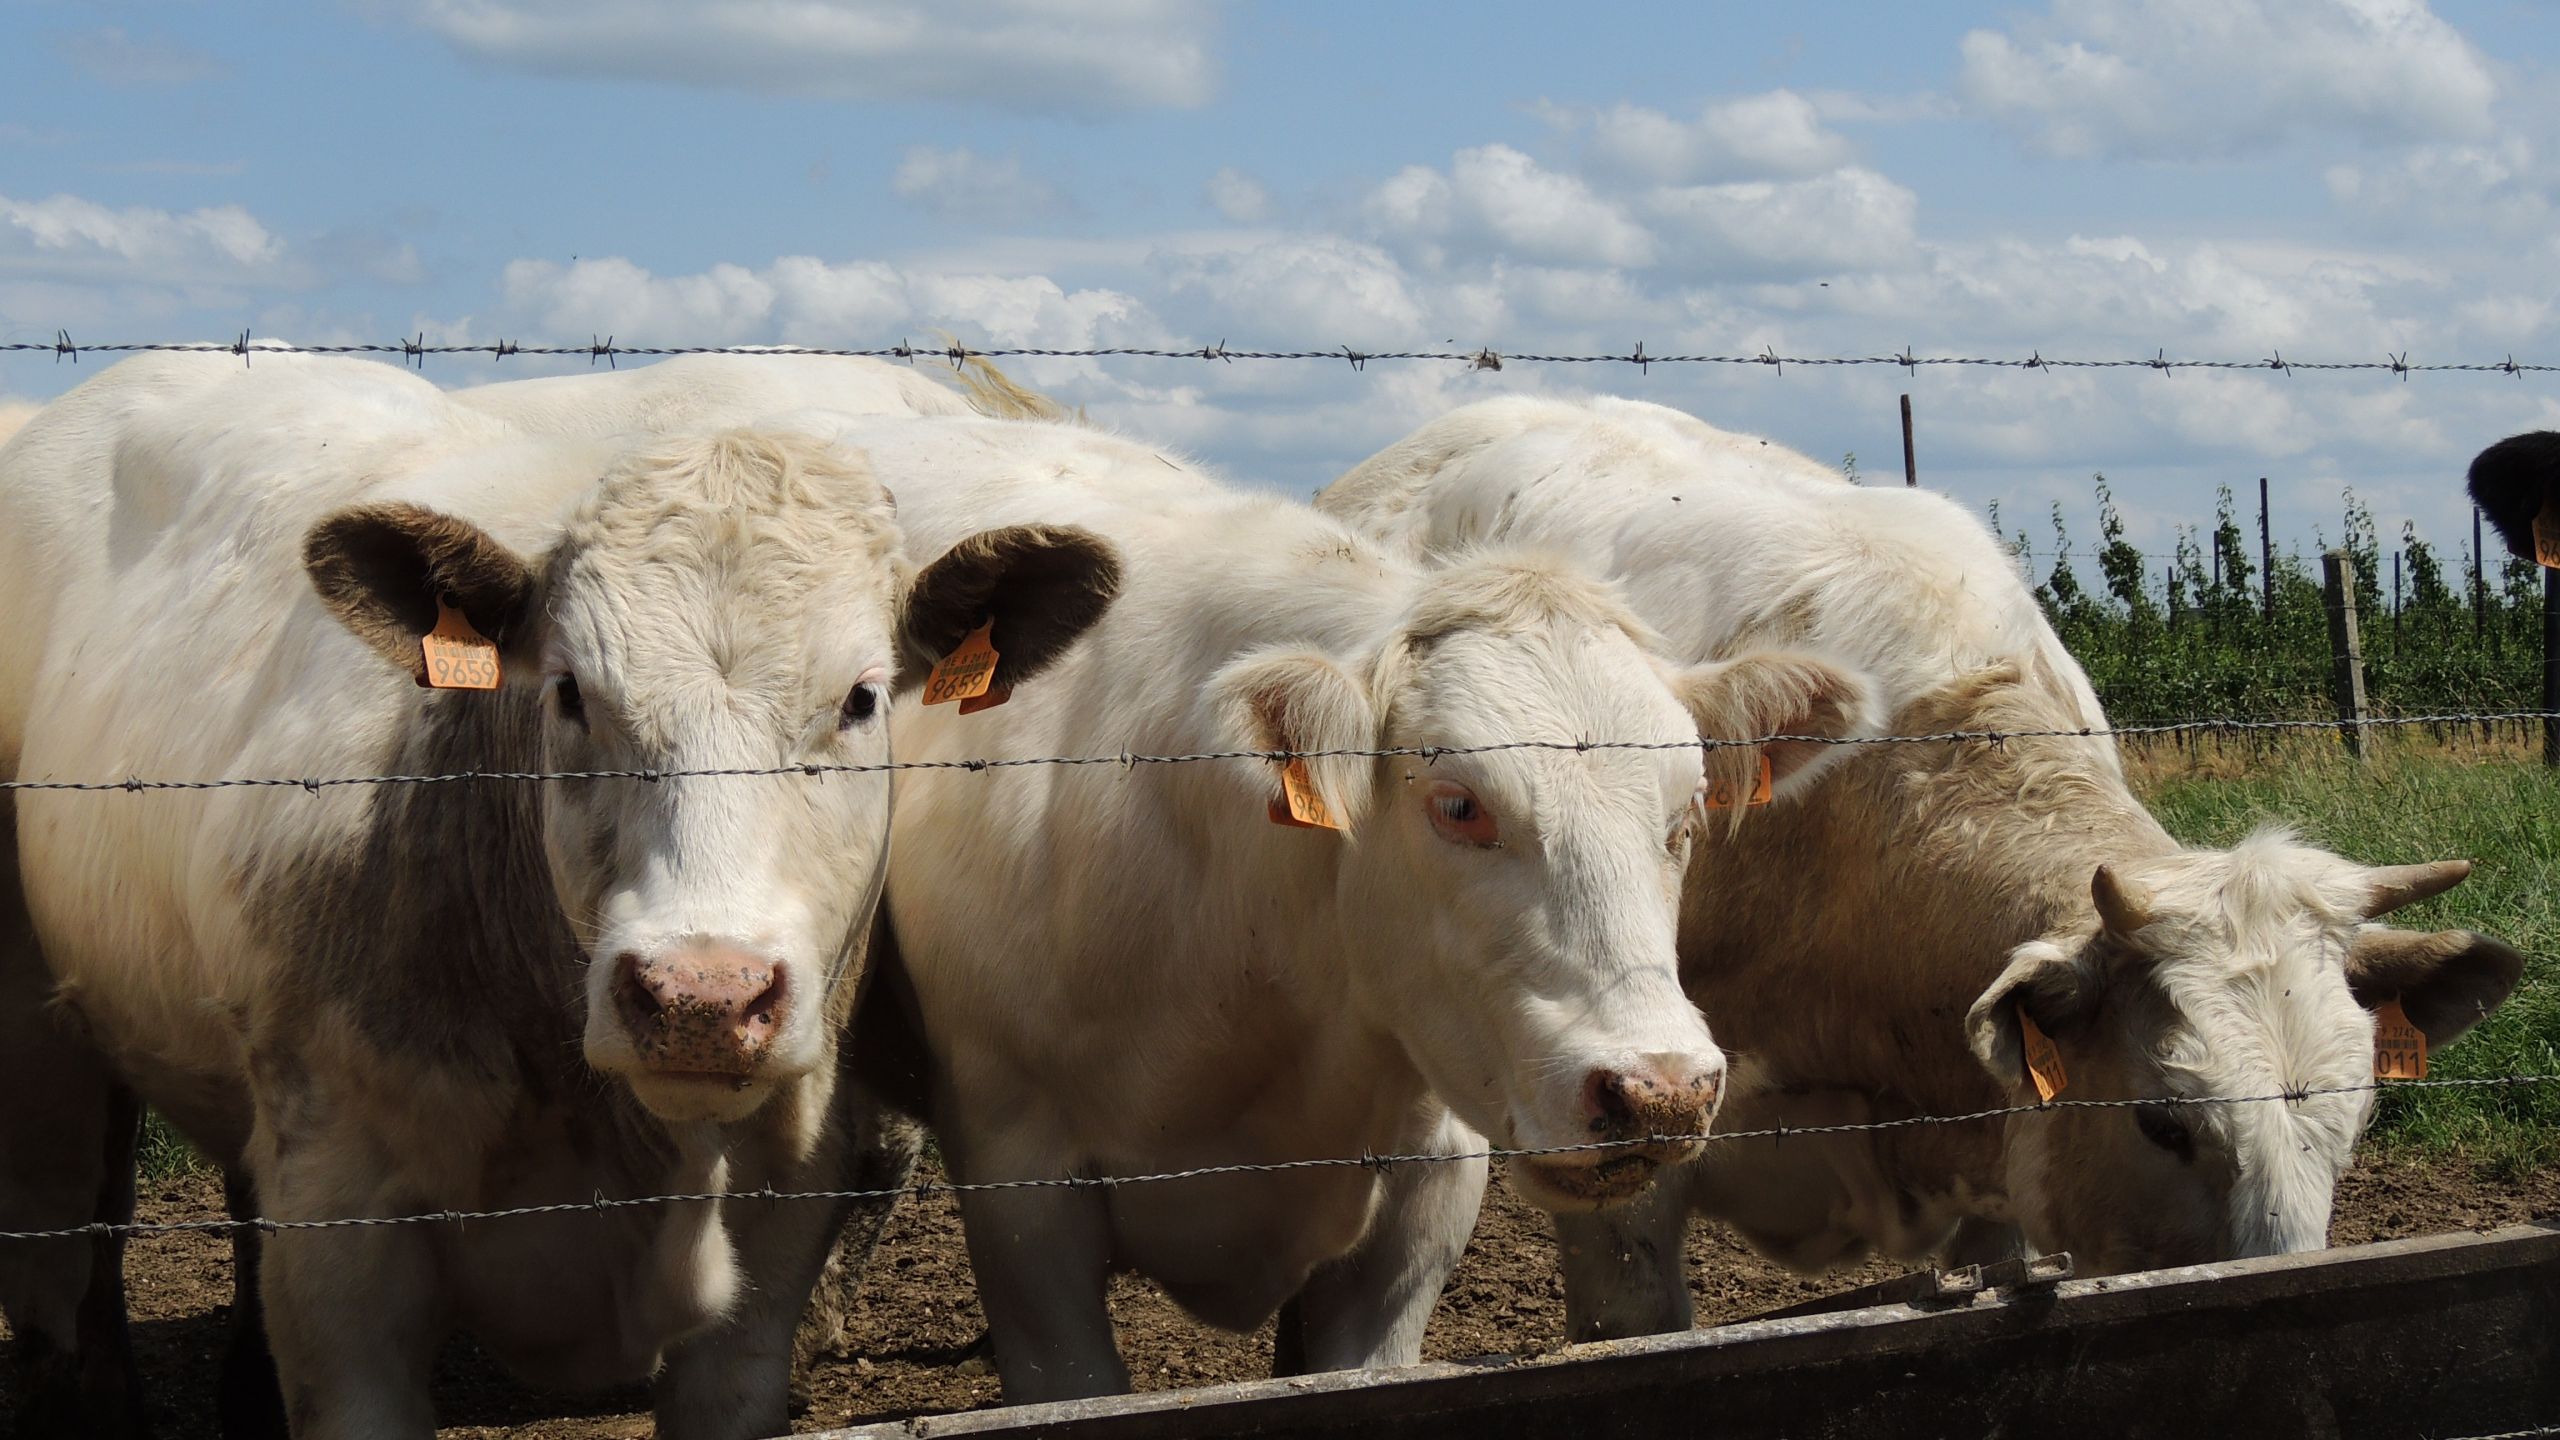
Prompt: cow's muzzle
<box><xmin>612</xmin><ymin>947</ymin><xmax>788</xmax><ymax>1079</ymax></box>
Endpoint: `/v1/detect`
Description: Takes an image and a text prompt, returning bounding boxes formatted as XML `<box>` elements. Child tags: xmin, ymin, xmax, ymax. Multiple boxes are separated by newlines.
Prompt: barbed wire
<box><xmin>5</xmin><ymin>1073</ymin><xmax>2550</xmax><ymax>1244</ymax></box>
<box><xmin>2</xmin><ymin>709</ymin><xmax>2550</xmax><ymax>795</ymax></box>
<box><xmin>5</xmin><ymin>333</ymin><xmax>2557</xmax><ymax>378</ymax></box>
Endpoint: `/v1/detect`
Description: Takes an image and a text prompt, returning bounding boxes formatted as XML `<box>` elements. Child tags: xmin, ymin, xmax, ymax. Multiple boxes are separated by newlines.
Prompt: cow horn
<box><xmin>2091</xmin><ymin>863</ymin><xmax>2154</xmax><ymax>936</ymax></box>
<box><xmin>2362</xmin><ymin>860</ymin><xmax>2472</xmax><ymax>919</ymax></box>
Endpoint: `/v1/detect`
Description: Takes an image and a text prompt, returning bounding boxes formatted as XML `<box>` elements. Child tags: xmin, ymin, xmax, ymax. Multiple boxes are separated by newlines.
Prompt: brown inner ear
<box><xmin>2345</xmin><ymin>928</ymin><xmax>2526</xmax><ymax>1047</ymax></box>
<box><xmin>902</xmin><ymin>525</ymin><xmax>1121</xmax><ymax>691</ymax></box>
<box><xmin>304</xmin><ymin>503</ymin><xmax>537</xmax><ymax>683</ymax></box>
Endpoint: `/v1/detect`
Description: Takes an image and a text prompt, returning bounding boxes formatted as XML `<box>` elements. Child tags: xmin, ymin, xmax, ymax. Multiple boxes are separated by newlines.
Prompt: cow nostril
<box><xmin>739</xmin><ymin>970</ymin><xmax>785</xmax><ymax>1035</ymax></box>
<box><xmin>1583</xmin><ymin>1069</ymin><xmax>1637</xmax><ymax>1132</ymax></box>
<box><xmin>613</xmin><ymin>953</ymin><xmax>663</xmax><ymax>1025</ymax></box>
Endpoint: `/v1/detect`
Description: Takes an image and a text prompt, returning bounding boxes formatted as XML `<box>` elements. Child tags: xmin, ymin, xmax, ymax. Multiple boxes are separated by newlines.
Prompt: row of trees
<box><xmin>1996</xmin><ymin>481</ymin><xmax>2548</xmax><ymax>725</ymax></box>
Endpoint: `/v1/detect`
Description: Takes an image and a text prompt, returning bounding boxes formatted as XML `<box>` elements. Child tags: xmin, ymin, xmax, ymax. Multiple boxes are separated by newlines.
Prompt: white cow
<box><xmin>785</xmin><ymin>409</ymin><xmax>1882</xmax><ymax>1402</ymax></box>
<box><xmin>0</xmin><ymin>352</ymin><xmax>1119</xmax><ymax>1439</ymax></box>
<box><xmin>1318</xmin><ymin>394</ymin><xmax>2523</xmax><ymax>1334</ymax></box>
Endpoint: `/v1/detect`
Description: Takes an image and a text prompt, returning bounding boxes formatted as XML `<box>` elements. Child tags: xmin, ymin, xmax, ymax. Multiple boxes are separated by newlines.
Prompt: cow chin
<box><xmin>621</xmin><ymin>1069</ymin><xmax>780</xmax><ymax>1126</ymax></box>
<box><xmin>1510</xmin><ymin>1152</ymin><xmax>1666</xmax><ymax>1213</ymax></box>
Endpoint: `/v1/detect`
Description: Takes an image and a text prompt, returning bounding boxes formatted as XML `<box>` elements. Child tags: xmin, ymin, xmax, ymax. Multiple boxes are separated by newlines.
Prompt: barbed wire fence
<box><xmin>7</xmin><ymin>333</ymin><xmax>2560</xmax><ymax>1435</ymax></box>
<box><xmin>0</xmin><ymin>709</ymin><xmax>2555</xmax><ymax>1243</ymax></box>
<box><xmin>7</xmin><ymin>1073</ymin><xmax>2556</xmax><ymax>1245</ymax></box>
<box><xmin>7</xmin><ymin>333</ymin><xmax>2560</xmax><ymax>376</ymax></box>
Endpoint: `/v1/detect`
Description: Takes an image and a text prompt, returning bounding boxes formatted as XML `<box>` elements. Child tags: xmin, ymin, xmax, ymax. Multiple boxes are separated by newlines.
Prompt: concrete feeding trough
<box><xmin>821</xmin><ymin>1222</ymin><xmax>2560</xmax><ymax>1440</ymax></box>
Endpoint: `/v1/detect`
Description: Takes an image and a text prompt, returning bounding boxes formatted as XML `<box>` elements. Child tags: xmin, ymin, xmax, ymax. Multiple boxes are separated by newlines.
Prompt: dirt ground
<box><xmin>5</xmin><ymin>1153</ymin><xmax>2554</xmax><ymax>1438</ymax></box>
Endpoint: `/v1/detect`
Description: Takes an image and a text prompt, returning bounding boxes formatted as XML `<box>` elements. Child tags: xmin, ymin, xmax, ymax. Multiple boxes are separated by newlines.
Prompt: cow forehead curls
<box><xmin>1392</xmin><ymin>547</ymin><xmax>1657</xmax><ymax>653</ymax></box>
<box><xmin>2132</xmin><ymin>831</ymin><xmax>2378</xmax><ymax>1096</ymax></box>
<box><xmin>543</xmin><ymin>429</ymin><xmax>907</xmax><ymax>677</ymax></box>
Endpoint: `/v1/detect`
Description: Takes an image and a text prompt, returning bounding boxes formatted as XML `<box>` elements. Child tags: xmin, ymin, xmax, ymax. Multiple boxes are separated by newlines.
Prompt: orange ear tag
<box><xmin>420</xmin><ymin>601</ymin><xmax>500</xmax><ymax>690</ymax></box>
<box><xmin>2373</xmin><ymin>998</ymin><xmax>2428</xmax><ymax>1080</ymax></box>
<box><xmin>1268</xmin><ymin>758</ymin><xmax>1343</xmax><ymax>831</ymax></box>
<box><xmin>957</xmin><ymin>685</ymin><xmax>1012</xmax><ymax>716</ymax></box>
<box><xmin>922</xmin><ymin>623</ymin><xmax>999</xmax><ymax>706</ymax></box>
<box><xmin>2536</xmin><ymin>497</ymin><xmax>2560</xmax><ymax>570</ymax></box>
<box><xmin>2017</xmin><ymin>1009</ymin><xmax>2068</xmax><ymax>1102</ymax></box>
<box><xmin>1701</xmin><ymin>752</ymin><xmax>1775</xmax><ymax>811</ymax></box>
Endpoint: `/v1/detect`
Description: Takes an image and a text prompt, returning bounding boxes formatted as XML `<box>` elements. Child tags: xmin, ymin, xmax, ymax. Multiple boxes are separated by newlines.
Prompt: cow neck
<box><xmin>260</xmin><ymin>681</ymin><xmax>585</xmax><ymax>1105</ymax></box>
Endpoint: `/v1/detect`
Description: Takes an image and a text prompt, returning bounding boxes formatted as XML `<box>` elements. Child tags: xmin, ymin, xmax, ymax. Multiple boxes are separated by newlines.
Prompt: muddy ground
<box><xmin>4</xmin><ymin>1153</ymin><xmax>2553</xmax><ymax>1437</ymax></box>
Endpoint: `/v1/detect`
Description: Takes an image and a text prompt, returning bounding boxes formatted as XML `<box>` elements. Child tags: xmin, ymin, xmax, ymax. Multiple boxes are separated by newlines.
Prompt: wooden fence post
<box><xmin>2544</xmin><ymin>565</ymin><xmax>2560</xmax><ymax>768</ymax></box>
<box><xmin>2324</xmin><ymin>550</ymin><xmax>2368</xmax><ymax>759</ymax></box>
<box><xmin>2260</xmin><ymin>477</ymin><xmax>2276</xmax><ymax>626</ymax></box>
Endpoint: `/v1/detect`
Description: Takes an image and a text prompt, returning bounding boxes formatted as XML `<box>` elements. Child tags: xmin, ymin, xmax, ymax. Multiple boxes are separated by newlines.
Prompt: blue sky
<box><xmin>6</xmin><ymin>0</ymin><xmax>2559</xmax><ymax>573</ymax></box>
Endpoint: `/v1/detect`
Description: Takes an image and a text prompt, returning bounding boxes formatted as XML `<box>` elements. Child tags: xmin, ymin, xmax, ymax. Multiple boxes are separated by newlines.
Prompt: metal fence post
<box><xmin>2324</xmin><ymin>550</ymin><xmax>2368</xmax><ymax>759</ymax></box>
<box><xmin>2475</xmin><ymin>505</ymin><xmax>2488</xmax><ymax>646</ymax></box>
<box><xmin>1900</xmin><ymin>394</ymin><xmax>1916</xmax><ymax>488</ymax></box>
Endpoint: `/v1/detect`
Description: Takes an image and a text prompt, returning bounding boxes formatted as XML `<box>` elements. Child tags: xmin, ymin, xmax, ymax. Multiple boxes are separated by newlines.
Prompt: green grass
<box><xmin>137</xmin><ymin>1109</ymin><xmax>206</xmax><ymax>1181</ymax></box>
<box><xmin>2137</xmin><ymin>743</ymin><xmax>2560</xmax><ymax>1176</ymax></box>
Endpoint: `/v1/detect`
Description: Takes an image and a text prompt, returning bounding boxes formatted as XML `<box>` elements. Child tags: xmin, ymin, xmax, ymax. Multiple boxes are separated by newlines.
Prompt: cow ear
<box><xmin>2466</xmin><ymin>431</ymin><xmax>2560</xmax><ymax>563</ymax></box>
<box><xmin>1672</xmin><ymin>650</ymin><xmax>1882</xmax><ymax>810</ymax></box>
<box><xmin>1966</xmin><ymin>939</ymin><xmax>2094</xmax><ymax>1092</ymax></box>
<box><xmin>899</xmin><ymin>524</ymin><xmax>1122</xmax><ymax>696</ymax></box>
<box><xmin>303</xmin><ymin>503</ymin><xmax>540</xmax><ymax>686</ymax></box>
<box><xmin>1210</xmin><ymin>647</ymin><xmax>1380</xmax><ymax>830</ymax></box>
<box><xmin>2345</xmin><ymin>927</ymin><xmax>2524</xmax><ymax>1050</ymax></box>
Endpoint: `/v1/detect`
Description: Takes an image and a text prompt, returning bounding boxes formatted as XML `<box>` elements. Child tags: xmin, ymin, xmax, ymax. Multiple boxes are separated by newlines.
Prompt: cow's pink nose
<box><xmin>1581</xmin><ymin>1055</ymin><xmax>1721</xmax><ymax>1141</ymax></box>
<box><xmin>613</xmin><ymin>949</ymin><xmax>787</xmax><ymax>1077</ymax></box>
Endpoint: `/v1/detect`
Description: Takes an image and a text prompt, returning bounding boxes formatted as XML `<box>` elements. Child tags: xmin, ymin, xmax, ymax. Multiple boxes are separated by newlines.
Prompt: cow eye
<box><xmin>551</xmin><ymin>674</ymin><xmax>586</xmax><ymax>731</ymax></box>
<box><xmin>839</xmin><ymin>666</ymin><xmax>890</xmax><ymax>731</ymax></box>
<box><xmin>2134</xmin><ymin>1103</ymin><xmax>2195</xmax><ymax>1162</ymax></box>
<box><xmin>1423</xmin><ymin>781</ymin><xmax>1500</xmax><ymax>849</ymax></box>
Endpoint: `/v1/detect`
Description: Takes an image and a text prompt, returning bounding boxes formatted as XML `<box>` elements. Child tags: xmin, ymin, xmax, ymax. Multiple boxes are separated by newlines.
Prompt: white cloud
<box><xmin>1367</xmin><ymin>145</ymin><xmax>1654</xmax><ymax>270</ymax></box>
<box><xmin>0</xmin><ymin>396</ymin><xmax>40</xmax><ymax>447</ymax></box>
<box><xmin>1555</xmin><ymin>90</ymin><xmax>1856</xmax><ymax>183</ymax></box>
<box><xmin>1959</xmin><ymin>0</ymin><xmax>2498</xmax><ymax>160</ymax></box>
<box><xmin>1642</xmin><ymin>167</ymin><xmax>1920</xmax><ymax>280</ymax></box>
<box><xmin>479</xmin><ymin>253</ymin><xmax>1161</xmax><ymax>353</ymax></box>
<box><xmin>2326</xmin><ymin>138</ymin><xmax>2553</xmax><ymax>237</ymax></box>
<box><xmin>1154</xmin><ymin>234</ymin><xmax>1431</xmax><ymax>341</ymax></box>
<box><xmin>1206</xmin><ymin>167</ymin><xmax>1270</xmax><ymax>224</ymax></box>
<box><xmin>891</xmin><ymin>146</ymin><xmax>1067</xmax><ymax>224</ymax></box>
<box><xmin>0</xmin><ymin>191</ymin><xmax>286</xmax><ymax>281</ymax></box>
<box><xmin>409</xmin><ymin>0</ymin><xmax>1218</xmax><ymax>114</ymax></box>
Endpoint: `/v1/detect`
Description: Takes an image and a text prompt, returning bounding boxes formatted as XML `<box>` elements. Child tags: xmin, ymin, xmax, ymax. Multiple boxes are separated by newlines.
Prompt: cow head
<box><xmin>306</xmin><ymin>428</ymin><xmax>1119</xmax><ymax>1126</ymax></box>
<box><xmin>1214</xmin><ymin>553</ymin><xmax>1880</xmax><ymax>1211</ymax></box>
<box><xmin>1966</xmin><ymin>831</ymin><xmax>2521</xmax><ymax>1274</ymax></box>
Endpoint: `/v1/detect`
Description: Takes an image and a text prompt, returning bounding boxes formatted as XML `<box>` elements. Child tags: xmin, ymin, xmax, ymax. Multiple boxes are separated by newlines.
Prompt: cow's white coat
<box><xmin>1319</xmin><ymin>395</ymin><xmax>2517</xmax><ymax>1329</ymax></box>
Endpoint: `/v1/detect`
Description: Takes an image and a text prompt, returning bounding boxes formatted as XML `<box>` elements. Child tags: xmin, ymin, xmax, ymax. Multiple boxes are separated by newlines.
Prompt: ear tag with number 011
<box><xmin>1701</xmin><ymin>752</ymin><xmax>1774</xmax><ymax>810</ymax></box>
<box><xmin>2536</xmin><ymin>497</ymin><xmax>2560</xmax><ymax>570</ymax></box>
<box><xmin>2373</xmin><ymin>998</ymin><xmax>2428</xmax><ymax>1080</ymax></box>
<box><xmin>2017</xmin><ymin>1008</ymin><xmax>2068</xmax><ymax>1102</ymax></box>
<box><xmin>420</xmin><ymin>601</ymin><xmax>500</xmax><ymax>691</ymax></box>
<box><xmin>1268</xmin><ymin>758</ymin><xmax>1343</xmax><ymax>831</ymax></box>
<box><xmin>923</xmin><ymin>623</ymin><xmax>1000</xmax><ymax>706</ymax></box>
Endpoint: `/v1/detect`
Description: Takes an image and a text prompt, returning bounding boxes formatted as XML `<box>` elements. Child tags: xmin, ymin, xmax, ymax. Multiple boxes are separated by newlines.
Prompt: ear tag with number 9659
<box><xmin>420</xmin><ymin>601</ymin><xmax>501</xmax><ymax>690</ymax></box>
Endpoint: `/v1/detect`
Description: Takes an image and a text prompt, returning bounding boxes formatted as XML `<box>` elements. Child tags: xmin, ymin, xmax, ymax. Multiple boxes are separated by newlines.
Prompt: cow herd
<box><xmin>0</xmin><ymin>352</ymin><xmax>2533</xmax><ymax>1440</ymax></box>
